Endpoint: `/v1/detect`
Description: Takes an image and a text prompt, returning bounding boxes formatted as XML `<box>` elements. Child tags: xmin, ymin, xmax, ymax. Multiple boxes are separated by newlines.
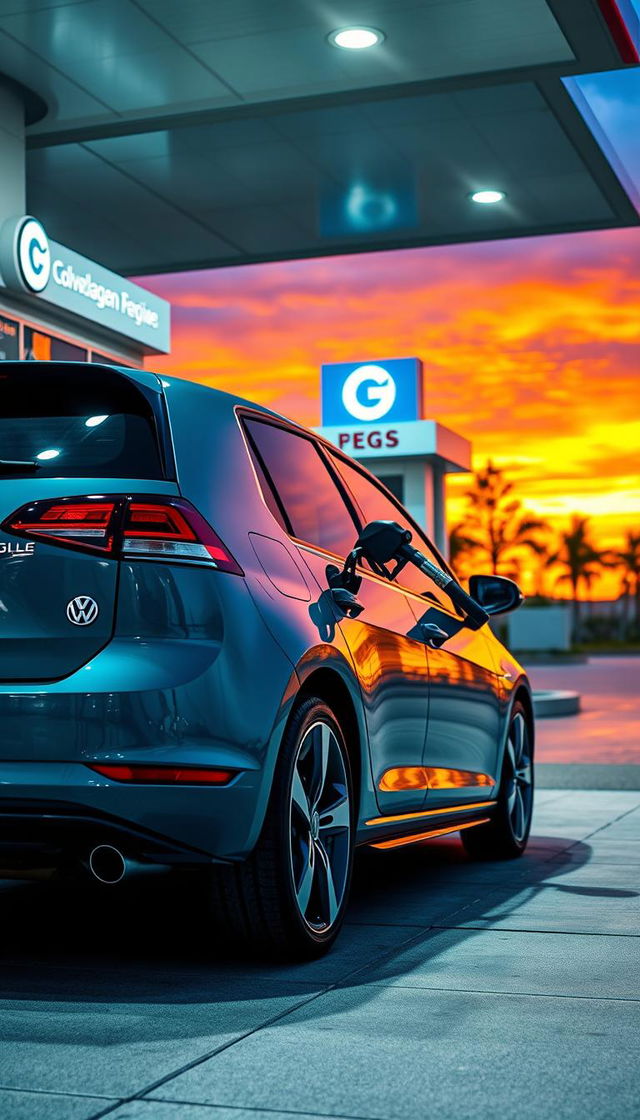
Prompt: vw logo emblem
<box><xmin>66</xmin><ymin>595</ymin><xmax>99</xmax><ymax>626</ymax></box>
<box><xmin>341</xmin><ymin>364</ymin><xmax>397</xmax><ymax>422</ymax></box>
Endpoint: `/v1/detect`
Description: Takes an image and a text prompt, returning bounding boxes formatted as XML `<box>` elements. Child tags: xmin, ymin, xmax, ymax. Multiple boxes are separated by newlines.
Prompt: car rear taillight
<box><xmin>8</xmin><ymin>500</ymin><xmax>119</xmax><ymax>552</ymax></box>
<box><xmin>86</xmin><ymin>763</ymin><xmax>237</xmax><ymax>784</ymax></box>
<box><xmin>3</xmin><ymin>495</ymin><xmax>243</xmax><ymax>573</ymax></box>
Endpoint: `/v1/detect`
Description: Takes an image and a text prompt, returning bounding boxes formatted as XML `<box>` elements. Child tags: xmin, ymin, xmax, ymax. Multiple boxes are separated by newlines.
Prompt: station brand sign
<box><xmin>315</xmin><ymin>419</ymin><xmax>472</xmax><ymax>471</ymax></box>
<box><xmin>0</xmin><ymin>215</ymin><xmax>170</xmax><ymax>353</ymax></box>
<box><xmin>321</xmin><ymin>357</ymin><xmax>423</xmax><ymax>426</ymax></box>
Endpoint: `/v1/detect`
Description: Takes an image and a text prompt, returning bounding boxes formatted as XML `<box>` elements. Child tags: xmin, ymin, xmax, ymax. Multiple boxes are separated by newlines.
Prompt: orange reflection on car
<box><xmin>379</xmin><ymin>765</ymin><xmax>494</xmax><ymax>792</ymax></box>
<box><xmin>370</xmin><ymin>819</ymin><xmax>491</xmax><ymax>849</ymax></box>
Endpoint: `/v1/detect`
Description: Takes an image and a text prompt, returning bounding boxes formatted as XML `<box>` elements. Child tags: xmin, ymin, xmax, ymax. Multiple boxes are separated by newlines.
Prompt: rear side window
<box><xmin>330</xmin><ymin>453</ymin><xmax>451</xmax><ymax>603</ymax></box>
<box><xmin>245</xmin><ymin>419</ymin><xmax>359</xmax><ymax>558</ymax></box>
<box><xmin>0</xmin><ymin>364</ymin><xmax>165</xmax><ymax>479</ymax></box>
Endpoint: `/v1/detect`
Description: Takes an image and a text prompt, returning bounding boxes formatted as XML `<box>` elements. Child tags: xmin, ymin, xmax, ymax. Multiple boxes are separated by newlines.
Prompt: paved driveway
<box><xmin>528</xmin><ymin>655</ymin><xmax>640</xmax><ymax>788</ymax></box>
<box><xmin>1</xmin><ymin>789</ymin><xmax>638</xmax><ymax>1120</ymax></box>
<box><xmin>530</xmin><ymin>656</ymin><xmax>640</xmax><ymax>764</ymax></box>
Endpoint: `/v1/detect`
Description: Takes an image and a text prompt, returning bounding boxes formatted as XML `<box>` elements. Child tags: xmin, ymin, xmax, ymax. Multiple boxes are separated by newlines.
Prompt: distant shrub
<box><xmin>579</xmin><ymin>615</ymin><xmax>622</xmax><ymax>642</ymax></box>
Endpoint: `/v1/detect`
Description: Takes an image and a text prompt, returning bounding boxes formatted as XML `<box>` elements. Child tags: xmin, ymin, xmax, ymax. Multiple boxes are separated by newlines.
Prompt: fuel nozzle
<box><xmin>354</xmin><ymin>520</ymin><xmax>489</xmax><ymax>631</ymax></box>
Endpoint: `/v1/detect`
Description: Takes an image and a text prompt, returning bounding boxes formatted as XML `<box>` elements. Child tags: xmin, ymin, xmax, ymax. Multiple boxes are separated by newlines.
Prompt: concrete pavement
<box><xmin>1</xmin><ymin>788</ymin><xmax>639</xmax><ymax>1120</ymax></box>
<box><xmin>529</xmin><ymin>656</ymin><xmax>640</xmax><ymax>788</ymax></box>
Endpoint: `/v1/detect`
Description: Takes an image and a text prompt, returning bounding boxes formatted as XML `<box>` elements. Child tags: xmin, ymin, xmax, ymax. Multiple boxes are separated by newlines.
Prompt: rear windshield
<box><xmin>0</xmin><ymin>364</ymin><xmax>165</xmax><ymax>479</ymax></box>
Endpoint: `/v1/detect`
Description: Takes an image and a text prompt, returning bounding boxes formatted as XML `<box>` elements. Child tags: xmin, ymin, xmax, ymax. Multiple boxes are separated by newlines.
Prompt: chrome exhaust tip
<box><xmin>88</xmin><ymin>844</ymin><xmax>127</xmax><ymax>885</ymax></box>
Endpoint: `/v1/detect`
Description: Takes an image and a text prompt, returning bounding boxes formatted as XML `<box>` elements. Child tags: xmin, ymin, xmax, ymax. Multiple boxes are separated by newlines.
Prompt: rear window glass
<box><xmin>0</xmin><ymin>364</ymin><xmax>164</xmax><ymax>479</ymax></box>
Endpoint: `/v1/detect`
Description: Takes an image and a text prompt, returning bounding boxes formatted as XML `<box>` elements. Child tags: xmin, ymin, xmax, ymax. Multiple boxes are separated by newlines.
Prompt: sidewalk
<box><xmin>1</xmin><ymin>788</ymin><xmax>638</xmax><ymax>1120</ymax></box>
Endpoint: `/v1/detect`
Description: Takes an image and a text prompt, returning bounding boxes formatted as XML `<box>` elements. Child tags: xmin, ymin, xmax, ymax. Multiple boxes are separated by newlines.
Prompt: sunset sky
<box><xmin>138</xmin><ymin>224</ymin><xmax>640</xmax><ymax>599</ymax></box>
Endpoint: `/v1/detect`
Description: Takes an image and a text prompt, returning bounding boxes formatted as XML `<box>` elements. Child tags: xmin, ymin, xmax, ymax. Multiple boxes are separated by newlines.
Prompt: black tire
<box><xmin>461</xmin><ymin>700</ymin><xmax>534</xmax><ymax>860</ymax></box>
<box><xmin>210</xmin><ymin>697</ymin><xmax>355</xmax><ymax>959</ymax></box>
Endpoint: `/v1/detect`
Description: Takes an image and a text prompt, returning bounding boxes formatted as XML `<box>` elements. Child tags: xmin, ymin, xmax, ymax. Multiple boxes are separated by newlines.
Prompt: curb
<box><xmin>532</xmin><ymin>689</ymin><xmax>581</xmax><ymax>718</ymax></box>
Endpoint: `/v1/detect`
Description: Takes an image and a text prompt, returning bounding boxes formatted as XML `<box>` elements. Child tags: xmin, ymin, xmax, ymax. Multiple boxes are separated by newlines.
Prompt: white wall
<box><xmin>507</xmin><ymin>606</ymin><xmax>572</xmax><ymax>651</ymax></box>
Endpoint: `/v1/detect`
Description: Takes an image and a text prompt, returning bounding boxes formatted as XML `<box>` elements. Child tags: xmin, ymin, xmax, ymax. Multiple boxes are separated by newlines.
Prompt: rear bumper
<box><xmin>0</xmin><ymin>565</ymin><xmax>298</xmax><ymax>860</ymax></box>
<box><xmin>0</xmin><ymin>796</ymin><xmax>217</xmax><ymax>868</ymax></box>
<box><xmin>0</xmin><ymin>659</ymin><xmax>291</xmax><ymax>860</ymax></box>
<box><xmin>0</xmin><ymin>761</ymin><xmax>272</xmax><ymax>864</ymax></box>
<box><xmin>0</xmin><ymin>559</ymin><xmax>305</xmax><ymax>863</ymax></box>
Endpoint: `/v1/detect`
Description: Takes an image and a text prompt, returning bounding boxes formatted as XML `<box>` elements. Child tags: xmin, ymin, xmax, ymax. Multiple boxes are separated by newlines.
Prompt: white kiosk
<box><xmin>316</xmin><ymin>358</ymin><xmax>471</xmax><ymax>560</ymax></box>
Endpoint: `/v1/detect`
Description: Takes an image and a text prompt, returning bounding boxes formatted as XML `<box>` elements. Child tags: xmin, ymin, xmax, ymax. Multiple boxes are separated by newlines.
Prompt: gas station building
<box><xmin>0</xmin><ymin>0</ymin><xmax>638</xmax><ymax>539</ymax></box>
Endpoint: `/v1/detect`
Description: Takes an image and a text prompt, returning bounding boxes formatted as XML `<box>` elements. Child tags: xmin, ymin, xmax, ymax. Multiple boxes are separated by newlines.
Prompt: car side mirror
<box><xmin>468</xmin><ymin>574</ymin><xmax>524</xmax><ymax>617</ymax></box>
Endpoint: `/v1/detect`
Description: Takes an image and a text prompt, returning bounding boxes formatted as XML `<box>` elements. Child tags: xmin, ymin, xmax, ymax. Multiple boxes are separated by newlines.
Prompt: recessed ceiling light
<box><xmin>36</xmin><ymin>449</ymin><xmax>60</xmax><ymax>460</ymax></box>
<box><xmin>329</xmin><ymin>27</ymin><xmax>384</xmax><ymax>50</ymax></box>
<box><xmin>85</xmin><ymin>414</ymin><xmax>109</xmax><ymax>428</ymax></box>
<box><xmin>470</xmin><ymin>189</ymin><xmax>506</xmax><ymax>204</ymax></box>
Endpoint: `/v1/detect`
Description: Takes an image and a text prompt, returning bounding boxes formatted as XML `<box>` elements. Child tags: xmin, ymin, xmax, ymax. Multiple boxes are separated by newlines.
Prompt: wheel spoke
<box><xmin>516</xmin><ymin>757</ymin><xmax>532</xmax><ymax>787</ymax></box>
<box><xmin>319</xmin><ymin>793</ymin><xmax>350</xmax><ymax>835</ymax></box>
<box><xmin>291</xmin><ymin>767</ymin><xmax>311</xmax><ymax>825</ymax></box>
<box><xmin>295</xmin><ymin>842</ymin><xmax>315</xmax><ymax>916</ymax></box>
<box><xmin>506</xmin><ymin>738</ymin><xmax>517</xmax><ymax>775</ymax></box>
<box><xmin>506</xmin><ymin>778</ymin><xmax>517</xmax><ymax>814</ymax></box>
<box><xmin>511</xmin><ymin>713</ymin><xmax>525</xmax><ymax>766</ymax></box>
<box><xmin>310</xmin><ymin>723</ymin><xmax>330</xmax><ymax>809</ymax></box>
<box><xmin>512</xmin><ymin>785</ymin><xmax>525</xmax><ymax>840</ymax></box>
<box><xmin>314</xmin><ymin>840</ymin><xmax>339</xmax><ymax>927</ymax></box>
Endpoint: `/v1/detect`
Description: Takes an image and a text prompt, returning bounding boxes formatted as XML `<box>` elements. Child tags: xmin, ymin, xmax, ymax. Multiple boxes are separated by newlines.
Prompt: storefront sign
<box><xmin>0</xmin><ymin>216</ymin><xmax>170</xmax><ymax>353</ymax></box>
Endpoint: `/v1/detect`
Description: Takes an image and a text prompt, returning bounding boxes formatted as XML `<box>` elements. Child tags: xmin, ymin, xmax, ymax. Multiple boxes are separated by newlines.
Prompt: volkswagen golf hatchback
<box><xmin>0</xmin><ymin>362</ymin><xmax>534</xmax><ymax>957</ymax></box>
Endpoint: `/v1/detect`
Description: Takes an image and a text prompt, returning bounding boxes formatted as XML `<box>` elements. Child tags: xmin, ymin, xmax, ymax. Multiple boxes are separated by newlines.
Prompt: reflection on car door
<box><xmin>329</xmin><ymin>451</ymin><xmax>502</xmax><ymax>809</ymax></box>
<box><xmin>322</xmin><ymin>564</ymin><xmax>430</xmax><ymax>815</ymax></box>
<box><xmin>244</xmin><ymin>418</ymin><xmax>429</xmax><ymax>815</ymax></box>
<box><xmin>407</xmin><ymin>596</ymin><xmax>503</xmax><ymax>807</ymax></box>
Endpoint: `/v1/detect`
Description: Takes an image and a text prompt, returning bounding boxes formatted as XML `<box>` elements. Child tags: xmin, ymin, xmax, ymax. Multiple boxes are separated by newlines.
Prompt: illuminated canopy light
<box><xmin>85</xmin><ymin>414</ymin><xmax>109</xmax><ymax>428</ymax></box>
<box><xmin>329</xmin><ymin>27</ymin><xmax>384</xmax><ymax>49</ymax></box>
<box><xmin>36</xmin><ymin>449</ymin><xmax>60</xmax><ymax>460</ymax></box>
<box><xmin>470</xmin><ymin>189</ymin><xmax>506</xmax><ymax>204</ymax></box>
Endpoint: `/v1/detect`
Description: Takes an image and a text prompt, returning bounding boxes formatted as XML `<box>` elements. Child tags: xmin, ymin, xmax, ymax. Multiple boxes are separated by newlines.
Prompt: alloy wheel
<box><xmin>288</xmin><ymin>720</ymin><xmax>351</xmax><ymax>932</ymax></box>
<box><xmin>505</xmin><ymin>711</ymin><xmax>533</xmax><ymax>842</ymax></box>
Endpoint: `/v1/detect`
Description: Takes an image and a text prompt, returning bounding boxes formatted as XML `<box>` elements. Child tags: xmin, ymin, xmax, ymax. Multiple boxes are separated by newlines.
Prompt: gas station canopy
<box><xmin>1</xmin><ymin>0</ymin><xmax>639</xmax><ymax>275</ymax></box>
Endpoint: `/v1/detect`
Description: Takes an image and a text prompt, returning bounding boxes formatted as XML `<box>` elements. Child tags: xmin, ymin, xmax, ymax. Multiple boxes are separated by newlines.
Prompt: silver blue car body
<box><xmin>0</xmin><ymin>362</ymin><xmax>533</xmax><ymax>936</ymax></box>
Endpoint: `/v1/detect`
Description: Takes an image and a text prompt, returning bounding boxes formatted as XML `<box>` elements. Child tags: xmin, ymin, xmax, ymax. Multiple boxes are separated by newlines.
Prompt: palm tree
<box><xmin>547</xmin><ymin>515</ymin><xmax>606</xmax><ymax>642</ymax></box>
<box><xmin>448</xmin><ymin>521</ymin><xmax>480</xmax><ymax>581</ymax></box>
<box><xmin>458</xmin><ymin>460</ymin><xmax>549</xmax><ymax>578</ymax></box>
<box><xmin>612</xmin><ymin>530</ymin><xmax>640</xmax><ymax>631</ymax></box>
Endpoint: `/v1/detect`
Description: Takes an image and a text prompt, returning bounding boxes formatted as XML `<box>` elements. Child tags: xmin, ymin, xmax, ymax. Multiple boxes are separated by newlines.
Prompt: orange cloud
<box><xmin>136</xmin><ymin>226</ymin><xmax>640</xmax><ymax>600</ymax></box>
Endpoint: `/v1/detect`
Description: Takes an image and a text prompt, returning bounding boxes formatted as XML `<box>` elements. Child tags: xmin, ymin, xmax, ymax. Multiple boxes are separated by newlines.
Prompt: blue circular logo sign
<box><xmin>341</xmin><ymin>364</ymin><xmax>397</xmax><ymax>422</ymax></box>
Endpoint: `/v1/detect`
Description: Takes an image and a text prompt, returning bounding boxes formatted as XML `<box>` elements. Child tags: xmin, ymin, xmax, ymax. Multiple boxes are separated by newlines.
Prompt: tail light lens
<box><xmin>3</xmin><ymin>495</ymin><xmax>243</xmax><ymax>573</ymax></box>
<box><xmin>87</xmin><ymin>763</ymin><xmax>236</xmax><ymax>784</ymax></box>
<box><xmin>7</xmin><ymin>500</ymin><xmax>119</xmax><ymax>552</ymax></box>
